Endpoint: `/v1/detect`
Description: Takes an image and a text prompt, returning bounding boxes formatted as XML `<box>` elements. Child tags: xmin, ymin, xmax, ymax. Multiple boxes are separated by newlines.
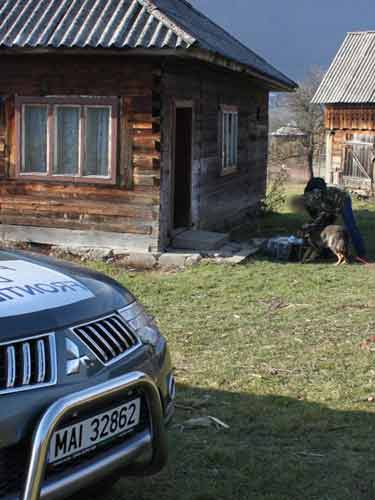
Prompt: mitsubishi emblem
<box><xmin>66</xmin><ymin>338</ymin><xmax>93</xmax><ymax>375</ymax></box>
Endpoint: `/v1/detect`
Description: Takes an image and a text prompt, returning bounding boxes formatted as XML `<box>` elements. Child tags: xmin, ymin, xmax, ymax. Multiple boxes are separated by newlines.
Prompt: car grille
<box><xmin>0</xmin><ymin>441</ymin><xmax>28</xmax><ymax>497</ymax></box>
<box><xmin>0</xmin><ymin>334</ymin><xmax>57</xmax><ymax>394</ymax></box>
<box><xmin>72</xmin><ymin>314</ymin><xmax>141</xmax><ymax>365</ymax></box>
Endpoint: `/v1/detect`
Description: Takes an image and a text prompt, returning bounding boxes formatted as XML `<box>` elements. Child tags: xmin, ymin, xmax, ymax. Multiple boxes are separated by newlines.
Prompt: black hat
<box><xmin>304</xmin><ymin>177</ymin><xmax>327</xmax><ymax>194</ymax></box>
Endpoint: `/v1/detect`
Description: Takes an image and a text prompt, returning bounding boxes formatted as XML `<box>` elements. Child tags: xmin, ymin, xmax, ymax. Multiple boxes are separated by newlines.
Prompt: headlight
<box><xmin>118</xmin><ymin>302</ymin><xmax>161</xmax><ymax>347</ymax></box>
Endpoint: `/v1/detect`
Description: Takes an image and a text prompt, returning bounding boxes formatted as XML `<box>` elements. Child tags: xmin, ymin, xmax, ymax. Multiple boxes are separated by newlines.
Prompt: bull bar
<box><xmin>15</xmin><ymin>372</ymin><xmax>167</xmax><ymax>500</ymax></box>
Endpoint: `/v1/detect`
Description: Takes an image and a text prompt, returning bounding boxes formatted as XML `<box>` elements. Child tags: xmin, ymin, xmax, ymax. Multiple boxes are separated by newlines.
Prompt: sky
<box><xmin>189</xmin><ymin>0</ymin><xmax>375</xmax><ymax>82</ymax></box>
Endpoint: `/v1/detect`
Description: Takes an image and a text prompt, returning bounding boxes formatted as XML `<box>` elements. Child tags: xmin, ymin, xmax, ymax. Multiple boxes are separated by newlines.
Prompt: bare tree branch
<box><xmin>281</xmin><ymin>68</ymin><xmax>325</xmax><ymax>179</ymax></box>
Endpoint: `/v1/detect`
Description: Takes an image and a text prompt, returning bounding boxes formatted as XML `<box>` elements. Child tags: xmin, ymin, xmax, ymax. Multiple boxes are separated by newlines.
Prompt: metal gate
<box><xmin>343</xmin><ymin>134</ymin><xmax>374</xmax><ymax>192</ymax></box>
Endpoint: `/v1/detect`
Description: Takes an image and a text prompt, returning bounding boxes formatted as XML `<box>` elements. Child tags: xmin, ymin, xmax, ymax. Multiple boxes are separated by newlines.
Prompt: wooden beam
<box><xmin>0</xmin><ymin>225</ymin><xmax>158</xmax><ymax>252</ymax></box>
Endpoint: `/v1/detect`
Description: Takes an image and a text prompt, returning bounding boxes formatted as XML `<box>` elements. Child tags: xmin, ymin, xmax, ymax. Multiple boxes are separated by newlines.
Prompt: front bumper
<box><xmin>6</xmin><ymin>372</ymin><xmax>168</xmax><ymax>500</ymax></box>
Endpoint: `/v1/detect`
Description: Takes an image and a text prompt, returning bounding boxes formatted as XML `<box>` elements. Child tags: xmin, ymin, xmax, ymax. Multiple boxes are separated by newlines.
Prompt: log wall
<box><xmin>0</xmin><ymin>55</ymin><xmax>270</xmax><ymax>251</ymax></box>
<box><xmin>159</xmin><ymin>60</ymin><xmax>268</xmax><ymax>247</ymax></box>
<box><xmin>0</xmin><ymin>55</ymin><xmax>161</xmax><ymax>251</ymax></box>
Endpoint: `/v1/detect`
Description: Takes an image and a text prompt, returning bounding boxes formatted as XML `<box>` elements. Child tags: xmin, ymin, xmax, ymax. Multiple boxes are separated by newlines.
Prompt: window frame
<box><xmin>219</xmin><ymin>105</ymin><xmax>239</xmax><ymax>176</ymax></box>
<box><xmin>15</xmin><ymin>96</ymin><xmax>118</xmax><ymax>184</ymax></box>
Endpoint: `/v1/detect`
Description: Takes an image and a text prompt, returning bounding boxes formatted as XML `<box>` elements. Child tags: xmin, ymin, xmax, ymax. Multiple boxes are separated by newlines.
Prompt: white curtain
<box><xmin>84</xmin><ymin>107</ymin><xmax>110</xmax><ymax>176</ymax></box>
<box><xmin>222</xmin><ymin>112</ymin><xmax>238</xmax><ymax>169</ymax></box>
<box><xmin>23</xmin><ymin>105</ymin><xmax>47</xmax><ymax>173</ymax></box>
<box><xmin>223</xmin><ymin>112</ymin><xmax>228</xmax><ymax>168</ymax></box>
<box><xmin>55</xmin><ymin>107</ymin><xmax>79</xmax><ymax>175</ymax></box>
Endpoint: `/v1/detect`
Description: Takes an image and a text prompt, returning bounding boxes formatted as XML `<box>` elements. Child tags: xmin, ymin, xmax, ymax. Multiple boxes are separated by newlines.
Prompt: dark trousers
<box><xmin>341</xmin><ymin>197</ymin><xmax>366</xmax><ymax>257</ymax></box>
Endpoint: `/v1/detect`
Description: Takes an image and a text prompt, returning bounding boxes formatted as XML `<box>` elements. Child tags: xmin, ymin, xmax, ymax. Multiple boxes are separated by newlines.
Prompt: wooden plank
<box><xmin>0</xmin><ymin>224</ymin><xmax>159</xmax><ymax>252</ymax></box>
<box><xmin>133</xmin><ymin>130</ymin><xmax>160</xmax><ymax>140</ymax></box>
<box><xmin>134</xmin><ymin>166</ymin><xmax>159</xmax><ymax>175</ymax></box>
<box><xmin>122</xmin><ymin>97</ymin><xmax>134</xmax><ymax>189</ymax></box>
<box><xmin>132</xmin><ymin>113</ymin><xmax>160</xmax><ymax>124</ymax></box>
<box><xmin>0</xmin><ymin>196</ymin><xmax>157</xmax><ymax>219</ymax></box>
<box><xmin>133</xmin><ymin>174</ymin><xmax>160</xmax><ymax>187</ymax></box>
<box><xmin>0</xmin><ymin>180</ymin><xmax>159</xmax><ymax>203</ymax></box>
<box><xmin>133</xmin><ymin>136</ymin><xmax>160</xmax><ymax>149</ymax></box>
<box><xmin>133</xmin><ymin>122</ymin><xmax>153</xmax><ymax>130</ymax></box>
<box><xmin>0</xmin><ymin>215</ymin><xmax>154</xmax><ymax>235</ymax></box>
<box><xmin>132</xmin><ymin>146</ymin><xmax>160</xmax><ymax>157</ymax></box>
<box><xmin>133</xmin><ymin>156</ymin><xmax>156</xmax><ymax>169</ymax></box>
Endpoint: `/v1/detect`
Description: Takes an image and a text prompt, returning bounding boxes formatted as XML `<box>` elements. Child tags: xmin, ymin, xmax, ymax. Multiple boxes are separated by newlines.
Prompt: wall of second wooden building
<box><xmin>0</xmin><ymin>55</ymin><xmax>162</xmax><ymax>251</ymax></box>
<box><xmin>325</xmin><ymin>105</ymin><xmax>375</xmax><ymax>187</ymax></box>
<box><xmin>159</xmin><ymin>60</ymin><xmax>268</xmax><ymax>248</ymax></box>
<box><xmin>328</xmin><ymin>129</ymin><xmax>375</xmax><ymax>184</ymax></box>
<box><xmin>331</xmin><ymin>131</ymin><xmax>346</xmax><ymax>177</ymax></box>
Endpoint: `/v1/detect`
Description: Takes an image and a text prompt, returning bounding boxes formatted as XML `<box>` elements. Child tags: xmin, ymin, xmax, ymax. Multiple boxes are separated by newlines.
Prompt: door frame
<box><xmin>170</xmin><ymin>100</ymin><xmax>194</xmax><ymax>234</ymax></box>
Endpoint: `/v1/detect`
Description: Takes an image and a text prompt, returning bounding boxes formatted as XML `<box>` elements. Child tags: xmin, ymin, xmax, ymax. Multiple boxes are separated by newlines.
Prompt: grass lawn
<box><xmin>86</xmin><ymin>187</ymin><xmax>375</xmax><ymax>500</ymax></box>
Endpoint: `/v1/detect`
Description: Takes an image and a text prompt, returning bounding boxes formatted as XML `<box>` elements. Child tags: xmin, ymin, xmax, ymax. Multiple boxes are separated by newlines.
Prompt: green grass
<box><xmin>85</xmin><ymin>188</ymin><xmax>375</xmax><ymax>500</ymax></box>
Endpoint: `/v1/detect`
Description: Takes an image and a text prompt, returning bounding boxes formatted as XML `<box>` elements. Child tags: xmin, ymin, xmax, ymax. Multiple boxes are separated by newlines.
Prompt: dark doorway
<box><xmin>173</xmin><ymin>106</ymin><xmax>192</xmax><ymax>229</ymax></box>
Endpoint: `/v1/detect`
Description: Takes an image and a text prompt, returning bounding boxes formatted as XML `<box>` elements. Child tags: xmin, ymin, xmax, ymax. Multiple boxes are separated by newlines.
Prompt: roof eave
<box><xmin>0</xmin><ymin>45</ymin><xmax>297</xmax><ymax>92</ymax></box>
<box><xmin>185</xmin><ymin>47</ymin><xmax>298</xmax><ymax>92</ymax></box>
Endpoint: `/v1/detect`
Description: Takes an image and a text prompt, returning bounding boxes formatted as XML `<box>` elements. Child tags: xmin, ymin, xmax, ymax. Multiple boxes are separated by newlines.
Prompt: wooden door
<box><xmin>172</xmin><ymin>106</ymin><xmax>193</xmax><ymax>229</ymax></box>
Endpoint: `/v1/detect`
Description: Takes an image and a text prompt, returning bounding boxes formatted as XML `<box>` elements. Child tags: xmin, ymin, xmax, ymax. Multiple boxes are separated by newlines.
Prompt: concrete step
<box><xmin>172</xmin><ymin>230</ymin><xmax>229</xmax><ymax>251</ymax></box>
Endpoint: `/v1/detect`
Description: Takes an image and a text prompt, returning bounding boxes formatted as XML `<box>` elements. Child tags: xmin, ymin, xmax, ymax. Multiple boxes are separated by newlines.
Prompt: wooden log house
<box><xmin>0</xmin><ymin>0</ymin><xmax>296</xmax><ymax>252</ymax></box>
<box><xmin>313</xmin><ymin>32</ymin><xmax>375</xmax><ymax>194</ymax></box>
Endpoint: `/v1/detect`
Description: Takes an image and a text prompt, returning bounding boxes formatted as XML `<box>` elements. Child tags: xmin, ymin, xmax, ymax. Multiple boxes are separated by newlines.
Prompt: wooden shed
<box><xmin>313</xmin><ymin>32</ymin><xmax>375</xmax><ymax>194</ymax></box>
<box><xmin>0</xmin><ymin>0</ymin><xmax>296</xmax><ymax>252</ymax></box>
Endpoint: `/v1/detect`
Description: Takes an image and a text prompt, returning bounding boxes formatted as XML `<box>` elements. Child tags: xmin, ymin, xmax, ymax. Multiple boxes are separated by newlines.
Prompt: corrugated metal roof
<box><xmin>312</xmin><ymin>32</ymin><xmax>375</xmax><ymax>104</ymax></box>
<box><xmin>0</xmin><ymin>0</ymin><xmax>296</xmax><ymax>89</ymax></box>
<box><xmin>149</xmin><ymin>0</ymin><xmax>295</xmax><ymax>88</ymax></box>
<box><xmin>0</xmin><ymin>0</ymin><xmax>194</xmax><ymax>49</ymax></box>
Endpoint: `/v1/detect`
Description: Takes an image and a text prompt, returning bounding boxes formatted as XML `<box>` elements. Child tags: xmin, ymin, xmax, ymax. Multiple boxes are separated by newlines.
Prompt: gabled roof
<box><xmin>312</xmin><ymin>32</ymin><xmax>375</xmax><ymax>104</ymax></box>
<box><xmin>0</xmin><ymin>0</ymin><xmax>296</xmax><ymax>90</ymax></box>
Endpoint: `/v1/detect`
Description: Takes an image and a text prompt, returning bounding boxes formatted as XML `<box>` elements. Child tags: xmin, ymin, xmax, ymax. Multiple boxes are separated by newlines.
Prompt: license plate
<box><xmin>48</xmin><ymin>398</ymin><xmax>141</xmax><ymax>464</ymax></box>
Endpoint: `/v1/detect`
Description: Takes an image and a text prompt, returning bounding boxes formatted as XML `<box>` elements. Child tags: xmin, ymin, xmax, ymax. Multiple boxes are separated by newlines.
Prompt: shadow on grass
<box><xmin>232</xmin><ymin>206</ymin><xmax>375</xmax><ymax>263</ymax></box>
<box><xmin>108</xmin><ymin>385</ymin><xmax>375</xmax><ymax>500</ymax></box>
<box><xmin>231</xmin><ymin>212</ymin><xmax>305</xmax><ymax>242</ymax></box>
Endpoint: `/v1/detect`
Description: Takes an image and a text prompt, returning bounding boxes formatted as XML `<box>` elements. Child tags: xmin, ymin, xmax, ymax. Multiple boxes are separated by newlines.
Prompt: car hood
<box><xmin>0</xmin><ymin>249</ymin><xmax>135</xmax><ymax>340</ymax></box>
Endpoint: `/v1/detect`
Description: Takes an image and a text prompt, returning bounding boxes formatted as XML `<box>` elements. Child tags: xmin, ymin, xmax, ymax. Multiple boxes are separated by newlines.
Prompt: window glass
<box><xmin>23</xmin><ymin>105</ymin><xmax>48</xmax><ymax>173</ymax></box>
<box><xmin>223</xmin><ymin>113</ymin><xmax>228</xmax><ymax>167</ymax></box>
<box><xmin>54</xmin><ymin>107</ymin><xmax>80</xmax><ymax>175</ymax></box>
<box><xmin>19</xmin><ymin>100</ymin><xmax>115</xmax><ymax>181</ymax></box>
<box><xmin>84</xmin><ymin>107</ymin><xmax>110</xmax><ymax>177</ymax></box>
<box><xmin>222</xmin><ymin>110</ymin><xmax>238</xmax><ymax>171</ymax></box>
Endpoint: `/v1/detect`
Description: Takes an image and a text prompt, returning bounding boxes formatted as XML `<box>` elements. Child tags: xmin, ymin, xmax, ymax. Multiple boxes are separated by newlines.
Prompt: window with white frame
<box><xmin>220</xmin><ymin>106</ymin><xmax>239</xmax><ymax>173</ymax></box>
<box><xmin>16</xmin><ymin>97</ymin><xmax>118</xmax><ymax>183</ymax></box>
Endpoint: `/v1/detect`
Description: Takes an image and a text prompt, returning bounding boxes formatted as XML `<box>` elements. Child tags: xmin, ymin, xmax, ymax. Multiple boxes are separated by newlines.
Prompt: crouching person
<box><xmin>291</xmin><ymin>178</ymin><xmax>367</xmax><ymax>264</ymax></box>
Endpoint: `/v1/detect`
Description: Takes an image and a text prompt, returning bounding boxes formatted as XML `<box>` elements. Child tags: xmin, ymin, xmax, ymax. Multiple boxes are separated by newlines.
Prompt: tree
<box><xmin>283</xmin><ymin>68</ymin><xmax>325</xmax><ymax>179</ymax></box>
<box><xmin>269</xmin><ymin>94</ymin><xmax>294</xmax><ymax>133</ymax></box>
